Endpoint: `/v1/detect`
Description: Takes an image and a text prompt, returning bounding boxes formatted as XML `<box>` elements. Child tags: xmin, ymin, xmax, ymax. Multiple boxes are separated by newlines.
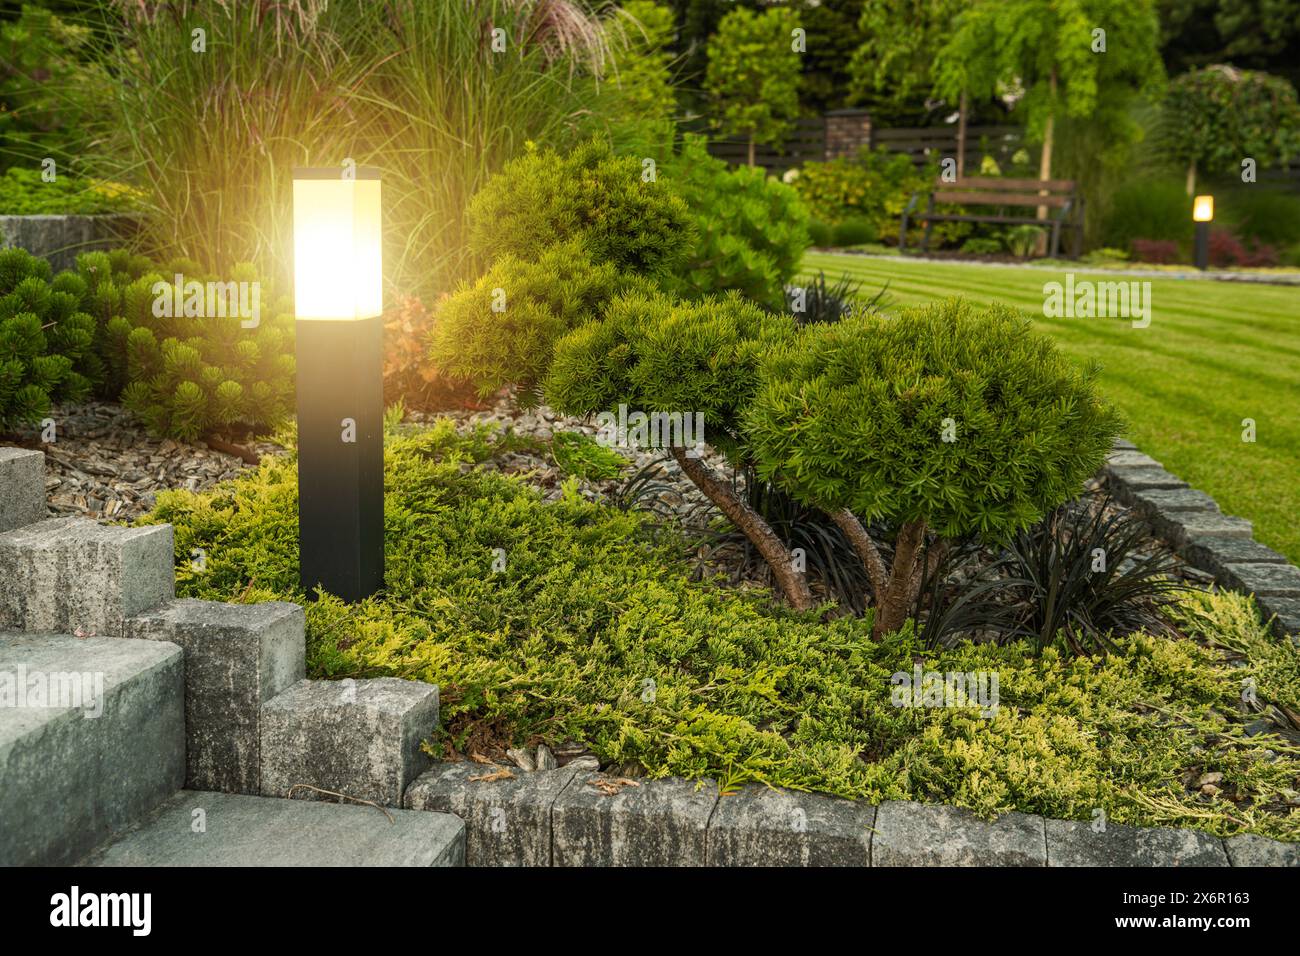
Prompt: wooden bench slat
<box><xmin>935</xmin><ymin>176</ymin><xmax>1076</xmax><ymax>191</ymax></box>
<box><xmin>931</xmin><ymin>191</ymin><xmax>1071</xmax><ymax>208</ymax></box>
<box><xmin>918</xmin><ymin>213</ymin><xmax>1059</xmax><ymax>225</ymax></box>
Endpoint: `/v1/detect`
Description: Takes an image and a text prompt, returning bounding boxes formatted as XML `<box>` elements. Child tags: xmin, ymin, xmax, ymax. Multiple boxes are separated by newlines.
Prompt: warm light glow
<box><xmin>293</xmin><ymin>168</ymin><xmax>382</xmax><ymax>320</ymax></box>
<box><xmin>1192</xmin><ymin>194</ymin><xmax>1214</xmax><ymax>222</ymax></box>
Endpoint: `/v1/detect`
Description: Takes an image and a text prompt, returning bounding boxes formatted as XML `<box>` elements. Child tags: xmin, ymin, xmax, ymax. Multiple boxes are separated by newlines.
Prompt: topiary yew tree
<box><xmin>745</xmin><ymin>298</ymin><xmax>1123</xmax><ymax>636</ymax></box>
<box><xmin>545</xmin><ymin>290</ymin><xmax>817</xmax><ymax>611</ymax></box>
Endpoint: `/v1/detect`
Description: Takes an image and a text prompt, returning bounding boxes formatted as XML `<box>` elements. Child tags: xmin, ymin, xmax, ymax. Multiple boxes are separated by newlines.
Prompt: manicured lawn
<box><xmin>803</xmin><ymin>252</ymin><xmax>1300</xmax><ymax>565</ymax></box>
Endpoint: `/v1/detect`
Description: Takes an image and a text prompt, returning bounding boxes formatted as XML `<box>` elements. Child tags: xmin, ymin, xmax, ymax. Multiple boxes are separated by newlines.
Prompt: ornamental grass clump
<box><xmin>746</xmin><ymin>298</ymin><xmax>1125</xmax><ymax>636</ymax></box>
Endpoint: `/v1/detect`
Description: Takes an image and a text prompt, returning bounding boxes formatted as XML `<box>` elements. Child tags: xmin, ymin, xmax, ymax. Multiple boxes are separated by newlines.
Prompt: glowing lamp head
<box><xmin>1192</xmin><ymin>194</ymin><xmax>1214</xmax><ymax>223</ymax></box>
<box><xmin>293</xmin><ymin>167</ymin><xmax>382</xmax><ymax>321</ymax></box>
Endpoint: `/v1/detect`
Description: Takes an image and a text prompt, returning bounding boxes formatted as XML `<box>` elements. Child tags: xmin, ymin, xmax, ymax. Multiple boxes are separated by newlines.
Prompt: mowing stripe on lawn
<box><xmin>801</xmin><ymin>252</ymin><xmax>1300</xmax><ymax>565</ymax></box>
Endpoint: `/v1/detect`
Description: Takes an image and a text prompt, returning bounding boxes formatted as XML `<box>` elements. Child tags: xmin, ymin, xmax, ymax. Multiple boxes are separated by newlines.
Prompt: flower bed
<box><xmin>138</xmin><ymin>416</ymin><xmax>1300</xmax><ymax>842</ymax></box>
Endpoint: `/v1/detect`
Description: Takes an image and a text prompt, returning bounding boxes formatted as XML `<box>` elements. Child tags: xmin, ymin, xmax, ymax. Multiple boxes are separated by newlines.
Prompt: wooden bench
<box><xmin>900</xmin><ymin>177</ymin><xmax>1084</xmax><ymax>258</ymax></box>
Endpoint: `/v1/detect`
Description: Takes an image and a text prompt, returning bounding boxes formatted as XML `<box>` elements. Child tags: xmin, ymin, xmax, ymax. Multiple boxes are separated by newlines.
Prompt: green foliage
<box><xmin>0</xmin><ymin>247</ymin><xmax>95</xmax><ymax>428</ymax></box>
<box><xmin>746</xmin><ymin>298</ymin><xmax>1124</xmax><ymax>540</ymax></box>
<box><xmin>545</xmin><ymin>290</ymin><xmax>796</xmax><ymax>461</ymax></box>
<box><xmin>960</xmin><ymin>237</ymin><xmax>1004</xmax><ymax>255</ymax></box>
<box><xmin>704</xmin><ymin>5</ymin><xmax>802</xmax><ymax>160</ymax></box>
<box><xmin>807</xmin><ymin>219</ymin><xmax>833</xmax><ymax>247</ymax></box>
<box><xmin>1101</xmin><ymin>175</ymin><xmax>1194</xmax><ymax>250</ymax></box>
<box><xmin>0</xmin><ymin>4</ymin><xmax>113</xmax><ymax>170</ymax></box>
<box><xmin>1163</xmin><ymin>66</ymin><xmax>1300</xmax><ymax>186</ymax></box>
<box><xmin>430</xmin><ymin>241</ymin><xmax>652</xmax><ymax>406</ymax></box>
<box><xmin>791</xmin><ymin>148</ymin><xmax>925</xmax><ymax>239</ymax></box>
<box><xmin>1005</xmin><ymin>224</ymin><xmax>1045</xmax><ymax>258</ymax></box>
<box><xmin>0</xmin><ymin>167</ymin><xmax>140</xmax><ymax>215</ymax></box>
<box><xmin>850</xmin><ymin>0</ymin><xmax>969</xmax><ymax>107</ymax></box>
<box><xmin>1218</xmin><ymin>188</ymin><xmax>1300</xmax><ymax>248</ymax></box>
<box><xmin>552</xmin><ymin>430</ymin><xmax>627</xmax><ymax>481</ymax></box>
<box><xmin>656</xmin><ymin>134</ymin><xmax>810</xmax><ymax>308</ymax></box>
<box><xmin>934</xmin><ymin>0</ymin><xmax>1164</xmax><ymax>179</ymax></box>
<box><xmin>466</xmin><ymin>139</ymin><xmax>694</xmax><ymax>278</ymax></box>
<box><xmin>140</xmin><ymin>425</ymin><xmax>1300</xmax><ymax>840</ymax></box>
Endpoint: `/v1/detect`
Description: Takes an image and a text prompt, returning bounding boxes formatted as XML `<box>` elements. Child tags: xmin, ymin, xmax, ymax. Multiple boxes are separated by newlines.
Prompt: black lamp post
<box><xmin>292</xmin><ymin>167</ymin><xmax>384</xmax><ymax>602</ymax></box>
<box><xmin>1193</xmin><ymin>194</ymin><xmax>1214</xmax><ymax>270</ymax></box>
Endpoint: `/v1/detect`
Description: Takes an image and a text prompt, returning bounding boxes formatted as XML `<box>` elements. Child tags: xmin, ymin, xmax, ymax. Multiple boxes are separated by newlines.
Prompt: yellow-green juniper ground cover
<box><xmin>141</xmin><ymin>419</ymin><xmax>1300</xmax><ymax>842</ymax></box>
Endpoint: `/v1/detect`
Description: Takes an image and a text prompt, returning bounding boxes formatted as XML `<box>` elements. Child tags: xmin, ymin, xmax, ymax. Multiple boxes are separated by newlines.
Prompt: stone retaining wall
<box><xmin>0</xmin><ymin>214</ymin><xmax>139</xmax><ymax>273</ymax></box>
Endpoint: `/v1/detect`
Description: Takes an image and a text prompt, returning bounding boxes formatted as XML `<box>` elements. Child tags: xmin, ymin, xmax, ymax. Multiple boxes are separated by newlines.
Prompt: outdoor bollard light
<box><xmin>292</xmin><ymin>167</ymin><xmax>384</xmax><ymax>602</ymax></box>
<box><xmin>1193</xmin><ymin>194</ymin><xmax>1214</xmax><ymax>270</ymax></box>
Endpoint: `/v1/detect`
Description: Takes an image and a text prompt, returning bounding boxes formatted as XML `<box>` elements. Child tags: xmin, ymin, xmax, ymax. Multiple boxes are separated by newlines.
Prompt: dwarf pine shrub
<box><xmin>0</xmin><ymin>248</ymin><xmax>97</xmax><ymax>428</ymax></box>
<box><xmin>746</xmin><ymin>298</ymin><xmax>1124</xmax><ymax>634</ymax></box>
<box><xmin>465</xmin><ymin>138</ymin><xmax>695</xmax><ymax>278</ymax></box>
<box><xmin>546</xmin><ymin>291</ymin><xmax>817</xmax><ymax>609</ymax></box>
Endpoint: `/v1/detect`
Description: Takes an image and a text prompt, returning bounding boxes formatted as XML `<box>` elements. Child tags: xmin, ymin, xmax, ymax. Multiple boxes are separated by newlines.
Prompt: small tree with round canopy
<box><xmin>745</xmin><ymin>298</ymin><xmax>1124</xmax><ymax>637</ymax></box>
<box><xmin>544</xmin><ymin>289</ymin><xmax>816</xmax><ymax>611</ymax></box>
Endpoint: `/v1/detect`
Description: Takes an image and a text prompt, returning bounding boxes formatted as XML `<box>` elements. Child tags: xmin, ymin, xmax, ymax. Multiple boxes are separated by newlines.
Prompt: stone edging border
<box><xmin>1103</xmin><ymin>440</ymin><xmax>1300</xmax><ymax>643</ymax></box>
<box><xmin>403</xmin><ymin>762</ymin><xmax>1298</xmax><ymax>867</ymax></box>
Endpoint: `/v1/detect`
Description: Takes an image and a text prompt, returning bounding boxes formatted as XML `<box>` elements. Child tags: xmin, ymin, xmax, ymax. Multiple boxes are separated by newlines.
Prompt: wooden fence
<box><xmin>703</xmin><ymin>113</ymin><xmax>1033</xmax><ymax>175</ymax></box>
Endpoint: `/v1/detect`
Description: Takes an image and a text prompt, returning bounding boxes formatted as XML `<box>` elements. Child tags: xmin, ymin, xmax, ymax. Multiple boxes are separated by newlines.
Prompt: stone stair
<box><xmin>0</xmin><ymin>447</ymin><xmax>461</xmax><ymax>867</ymax></box>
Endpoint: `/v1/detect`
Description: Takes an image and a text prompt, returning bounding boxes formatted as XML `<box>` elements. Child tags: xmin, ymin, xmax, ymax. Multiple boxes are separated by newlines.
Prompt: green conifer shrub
<box><xmin>745</xmin><ymin>298</ymin><xmax>1124</xmax><ymax>636</ymax></box>
<box><xmin>0</xmin><ymin>248</ymin><xmax>96</xmax><ymax>429</ymax></box>
<box><xmin>464</xmin><ymin>138</ymin><xmax>695</xmax><ymax>278</ymax></box>
<box><xmin>82</xmin><ymin>253</ymin><xmax>296</xmax><ymax>441</ymax></box>
<box><xmin>545</xmin><ymin>290</ymin><xmax>816</xmax><ymax>610</ymax></box>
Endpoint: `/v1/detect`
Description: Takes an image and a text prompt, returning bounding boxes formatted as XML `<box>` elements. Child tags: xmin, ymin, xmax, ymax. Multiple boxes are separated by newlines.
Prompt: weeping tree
<box><xmin>745</xmin><ymin>299</ymin><xmax>1123</xmax><ymax>637</ymax></box>
<box><xmin>934</xmin><ymin>0</ymin><xmax>1163</xmax><ymax>223</ymax></box>
<box><xmin>852</xmin><ymin>0</ymin><xmax>978</xmax><ymax>175</ymax></box>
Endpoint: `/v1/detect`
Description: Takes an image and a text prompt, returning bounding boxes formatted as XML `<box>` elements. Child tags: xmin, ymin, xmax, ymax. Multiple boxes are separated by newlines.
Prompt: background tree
<box><xmin>609</xmin><ymin>0</ymin><xmax>679</xmax><ymax>148</ymax></box>
<box><xmin>934</xmin><ymin>0</ymin><xmax>1163</xmax><ymax>225</ymax></box>
<box><xmin>798</xmin><ymin>0</ymin><xmax>864</xmax><ymax>113</ymax></box>
<box><xmin>704</xmin><ymin>5</ymin><xmax>802</xmax><ymax>166</ymax></box>
<box><xmin>854</xmin><ymin>0</ymin><xmax>978</xmax><ymax>174</ymax></box>
<box><xmin>1158</xmin><ymin>0</ymin><xmax>1300</xmax><ymax>90</ymax></box>
<box><xmin>1162</xmin><ymin>65</ymin><xmax>1300</xmax><ymax>194</ymax></box>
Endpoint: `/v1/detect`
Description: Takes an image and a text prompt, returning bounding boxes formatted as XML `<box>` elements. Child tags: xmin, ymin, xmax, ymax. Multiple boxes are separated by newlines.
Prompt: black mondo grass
<box><xmin>784</xmin><ymin>270</ymin><xmax>890</xmax><ymax>326</ymax></box>
<box><xmin>918</xmin><ymin>494</ymin><xmax>1191</xmax><ymax>654</ymax></box>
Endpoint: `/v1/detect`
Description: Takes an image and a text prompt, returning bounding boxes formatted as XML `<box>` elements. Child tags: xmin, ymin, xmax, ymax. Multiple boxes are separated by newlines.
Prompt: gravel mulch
<box><xmin>0</xmin><ymin>402</ymin><xmax>281</xmax><ymax>523</ymax></box>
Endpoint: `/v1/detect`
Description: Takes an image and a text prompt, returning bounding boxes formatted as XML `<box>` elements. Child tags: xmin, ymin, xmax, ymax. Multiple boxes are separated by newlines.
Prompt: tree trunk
<box><xmin>873</xmin><ymin>518</ymin><xmax>927</xmax><ymax>639</ymax></box>
<box><xmin>956</xmin><ymin>89</ymin><xmax>969</xmax><ymax>180</ymax></box>
<box><xmin>747</xmin><ymin>134</ymin><xmax>756</xmax><ymax>168</ymax></box>
<box><xmin>829</xmin><ymin>508</ymin><xmax>888</xmax><ymax>603</ymax></box>
<box><xmin>1185</xmin><ymin>158</ymin><xmax>1197</xmax><ymax>197</ymax></box>
<box><xmin>1035</xmin><ymin>67</ymin><xmax>1058</xmax><ymax>255</ymax></box>
<box><xmin>669</xmin><ymin>447</ymin><xmax>815</xmax><ymax>611</ymax></box>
